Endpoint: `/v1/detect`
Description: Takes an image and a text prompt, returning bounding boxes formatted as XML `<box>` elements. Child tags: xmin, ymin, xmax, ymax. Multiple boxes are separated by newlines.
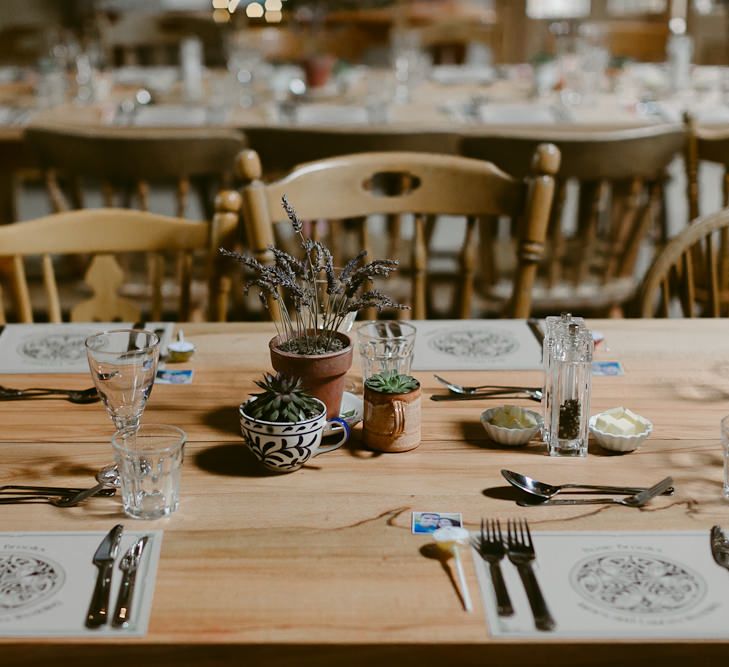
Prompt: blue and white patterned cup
<box><xmin>239</xmin><ymin>398</ymin><xmax>350</xmax><ymax>473</ymax></box>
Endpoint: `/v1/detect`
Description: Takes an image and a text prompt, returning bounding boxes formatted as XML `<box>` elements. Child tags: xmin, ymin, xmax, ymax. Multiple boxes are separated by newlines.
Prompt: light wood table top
<box><xmin>1</xmin><ymin>319</ymin><xmax>729</xmax><ymax>666</ymax></box>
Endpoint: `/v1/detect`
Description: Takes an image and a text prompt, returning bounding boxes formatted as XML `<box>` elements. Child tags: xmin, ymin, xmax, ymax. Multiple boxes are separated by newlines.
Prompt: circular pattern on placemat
<box><xmin>0</xmin><ymin>551</ymin><xmax>65</xmax><ymax>612</ymax></box>
<box><xmin>570</xmin><ymin>552</ymin><xmax>706</xmax><ymax>616</ymax></box>
<box><xmin>427</xmin><ymin>327</ymin><xmax>519</xmax><ymax>359</ymax></box>
<box><xmin>16</xmin><ymin>333</ymin><xmax>88</xmax><ymax>366</ymax></box>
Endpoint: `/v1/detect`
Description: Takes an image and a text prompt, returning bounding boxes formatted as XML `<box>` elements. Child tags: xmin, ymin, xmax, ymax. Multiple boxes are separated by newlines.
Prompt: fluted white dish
<box><xmin>589</xmin><ymin>412</ymin><xmax>653</xmax><ymax>453</ymax></box>
<box><xmin>480</xmin><ymin>407</ymin><xmax>543</xmax><ymax>446</ymax></box>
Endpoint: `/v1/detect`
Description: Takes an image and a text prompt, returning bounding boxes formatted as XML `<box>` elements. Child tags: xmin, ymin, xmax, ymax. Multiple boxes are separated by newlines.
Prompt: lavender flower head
<box><xmin>220</xmin><ymin>195</ymin><xmax>407</xmax><ymax>355</ymax></box>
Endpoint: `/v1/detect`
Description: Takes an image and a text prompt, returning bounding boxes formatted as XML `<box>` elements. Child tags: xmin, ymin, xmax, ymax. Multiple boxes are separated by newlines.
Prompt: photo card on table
<box><xmin>412</xmin><ymin>512</ymin><xmax>463</xmax><ymax>534</ymax></box>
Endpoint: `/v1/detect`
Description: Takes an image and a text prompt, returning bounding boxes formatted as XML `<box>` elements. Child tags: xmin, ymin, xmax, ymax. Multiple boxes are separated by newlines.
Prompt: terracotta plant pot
<box><xmin>363</xmin><ymin>384</ymin><xmax>421</xmax><ymax>452</ymax></box>
<box><xmin>269</xmin><ymin>332</ymin><xmax>353</xmax><ymax>419</ymax></box>
<box><xmin>302</xmin><ymin>54</ymin><xmax>335</xmax><ymax>89</ymax></box>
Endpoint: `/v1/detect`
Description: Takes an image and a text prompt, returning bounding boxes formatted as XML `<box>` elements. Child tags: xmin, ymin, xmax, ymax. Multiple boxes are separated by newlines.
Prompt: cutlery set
<box><xmin>472</xmin><ymin>518</ymin><xmax>555</xmax><ymax>631</ymax></box>
<box><xmin>0</xmin><ymin>385</ymin><xmax>100</xmax><ymax>403</ymax></box>
<box><xmin>431</xmin><ymin>373</ymin><xmax>543</xmax><ymax>402</ymax></box>
<box><xmin>502</xmin><ymin>470</ymin><xmax>676</xmax><ymax>508</ymax></box>
<box><xmin>87</xmin><ymin>525</ymin><xmax>149</xmax><ymax>629</ymax></box>
<box><xmin>473</xmin><ymin>520</ymin><xmax>729</xmax><ymax>633</ymax></box>
<box><xmin>0</xmin><ymin>464</ymin><xmax>120</xmax><ymax>506</ymax></box>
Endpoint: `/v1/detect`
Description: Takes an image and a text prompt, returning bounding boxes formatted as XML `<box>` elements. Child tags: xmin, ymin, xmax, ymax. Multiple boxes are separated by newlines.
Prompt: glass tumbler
<box><xmin>357</xmin><ymin>321</ymin><xmax>417</xmax><ymax>381</ymax></box>
<box><xmin>112</xmin><ymin>424</ymin><xmax>186</xmax><ymax>520</ymax></box>
<box><xmin>86</xmin><ymin>329</ymin><xmax>160</xmax><ymax>432</ymax></box>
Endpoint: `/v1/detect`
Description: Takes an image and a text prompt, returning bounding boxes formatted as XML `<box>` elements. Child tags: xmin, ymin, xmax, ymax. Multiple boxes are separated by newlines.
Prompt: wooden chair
<box><xmin>684</xmin><ymin>113</ymin><xmax>729</xmax><ymax>220</ymax></box>
<box><xmin>243</xmin><ymin>127</ymin><xmax>462</xmax><ymax>271</ymax></box>
<box><xmin>596</xmin><ymin>20</ymin><xmax>669</xmax><ymax>64</ymax></box>
<box><xmin>243</xmin><ymin>127</ymin><xmax>461</xmax><ymax>176</ymax></box>
<box><xmin>460</xmin><ymin>125</ymin><xmax>686</xmax><ymax>316</ymax></box>
<box><xmin>412</xmin><ymin>20</ymin><xmax>500</xmax><ymax>65</ymax></box>
<box><xmin>96</xmin><ymin>12</ymin><xmax>182</xmax><ymax>67</ymax></box>
<box><xmin>639</xmin><ymin>207</ymin><xmax>729</xmax><ymax>317</ymax></box>
<box><xmin>24</xmin><ymin>124</ymin><xmax>246</xmax><ymax>218</ymax></box>
<box><xmin>237</xmin><ymin>146</ymin><xmax>560</xmax><ymax>320</ymax></box>
<box><xmin>0</xmin><ymin>191</ymin><xmax>240</xmax><ymax>324</ymax></box>
<box><xmin>0</xmin><ymin>24</ymin><xmax>53</xmax><ymax>66</ymax></box>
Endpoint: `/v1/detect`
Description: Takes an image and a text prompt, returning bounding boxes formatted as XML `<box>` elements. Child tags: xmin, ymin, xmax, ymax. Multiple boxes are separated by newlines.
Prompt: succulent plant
<box><xmin>244</xmin><ymin>372</ymin><xmax>323</xmax><ymax>423</ymax></box>
<box><xmin>364</xmin><ymin>370</ymin><xmax>420</xmax><ymax>394</ymax></box>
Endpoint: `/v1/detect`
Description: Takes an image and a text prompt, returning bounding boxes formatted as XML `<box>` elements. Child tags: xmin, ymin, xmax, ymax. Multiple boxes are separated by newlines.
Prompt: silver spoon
<box><xmin>433</xmin><ymin>374</ymin><xmax>536</xmax><ymax>395</ymax></box>
<box><xmin>502</xmin><ymin>469</ymin><xmax>675</xmax><ymax>500</ymax></box>
<box><xmin>51</xmin><ymin>465</ymin><xmax>120</xmax><ymax>508</ymax></box>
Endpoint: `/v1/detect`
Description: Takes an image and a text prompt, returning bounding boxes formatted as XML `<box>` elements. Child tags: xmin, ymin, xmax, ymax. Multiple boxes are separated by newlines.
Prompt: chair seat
<box><xmin>485</xmin><ymin>276</ymin><xmax>638</xmax><ymax>314</ymax></box>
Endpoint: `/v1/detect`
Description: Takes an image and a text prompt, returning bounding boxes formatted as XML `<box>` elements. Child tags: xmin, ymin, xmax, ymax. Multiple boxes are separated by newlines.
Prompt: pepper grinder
<box><xmin>542</xmin><ymin>313</ymin><xmax>584</xmax><ymax>446</ymax></box>
<box><xmin>546</xmin><ymin>322</ymin><xmax>593</xmax><ymax>457</ymax></box>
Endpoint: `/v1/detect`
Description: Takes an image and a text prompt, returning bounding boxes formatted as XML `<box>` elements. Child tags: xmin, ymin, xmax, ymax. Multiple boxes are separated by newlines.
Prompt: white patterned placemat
<box><xmin>0</xmin><ymin>529</ymin><xmax>162</xmax><ymax>636</ymax></box>
<box><xmin>473</xmin><ymin>530</ymin><xmax>729</xmax><ymax>638</ymax></box>
<box><xmin>0</xmin><ymin>322</ymin><xmax>174</xmax><ymax>374</ymax></box>
<box><xmin>410</xmin><ymin>319</ymin><xmax>542</xmax><ymax>371</ymax></box>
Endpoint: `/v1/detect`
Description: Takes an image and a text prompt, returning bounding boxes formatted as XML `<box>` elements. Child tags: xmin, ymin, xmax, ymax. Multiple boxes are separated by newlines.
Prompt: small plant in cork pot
<box><xmin>239</xmin><ymin>372</ymin><xmax>351</xmax><ymax>473</ymax></box>
<box><xmin>363</xmin><ymin>370</ymin><xmax>422</xmax><ymax>453</ymax></box>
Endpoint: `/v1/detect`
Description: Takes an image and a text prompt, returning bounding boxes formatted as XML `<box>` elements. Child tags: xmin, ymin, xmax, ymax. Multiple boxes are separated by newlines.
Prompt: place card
<box><xmin>0</xmin><ymin>322</ymin><xmax>174</xmax><ymax>374</ymax></box>
<box><xmin>0</xmin><ymin>529</ymin><xmax>162</xmax><ymax>637</ymax></box>
<box><xmin>410</xmin><ymin>319</ymin><xmax>542</xmax><ymax>371</ymax></box>
<box><xmin>473</xmin><ymin>530</ymin><xmax>729</xmax><ymax>639</ymax></box>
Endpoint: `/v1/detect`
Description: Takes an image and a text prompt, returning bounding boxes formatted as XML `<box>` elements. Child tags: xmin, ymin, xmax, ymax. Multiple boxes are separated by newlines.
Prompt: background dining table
<box><xmin>1</xmin><ymin>318</ymin><xmax>729</xmax><ymax>666</ymax></box>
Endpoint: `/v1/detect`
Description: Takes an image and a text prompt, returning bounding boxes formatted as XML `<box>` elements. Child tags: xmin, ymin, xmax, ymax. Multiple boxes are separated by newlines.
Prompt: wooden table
<box><xmin>1</xmin><ymin>319</ymin><xmax>729</xmax><ymax>666</ymax></box>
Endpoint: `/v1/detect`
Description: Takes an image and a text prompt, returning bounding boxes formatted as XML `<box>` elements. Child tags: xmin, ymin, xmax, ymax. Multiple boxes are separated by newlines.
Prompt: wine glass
<box><xmin>85</xmin><ymin>329</ymin><xmax>160</xmax><ymax>432</ymax></box>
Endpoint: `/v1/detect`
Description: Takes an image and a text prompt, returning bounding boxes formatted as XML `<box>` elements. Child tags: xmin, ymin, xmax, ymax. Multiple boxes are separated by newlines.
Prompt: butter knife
<box><xmin>711</xmin><ymin>526</ymin><xmax>729</xmax><ymax>571</ymax></box>
<box><xmin>86</xmin><ymin>524</ymin><xmax>124</xmax><ymax>628</ymax></box>
<box><xmin>112</xmin><ymin>536</ymin><xmax>149</xmax><ymax>628</ymax></box>
<box><xmin>527</xmin><ymin>318</ymin><xmax>545</xmax><ymax>346</ymax></box>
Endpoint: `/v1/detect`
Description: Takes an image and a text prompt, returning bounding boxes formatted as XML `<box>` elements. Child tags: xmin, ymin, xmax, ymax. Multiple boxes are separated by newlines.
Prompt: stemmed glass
<box><xmin>85</xmin><ymin>329</ymin><xmax>160</xmax><ymax>432</ymax></box>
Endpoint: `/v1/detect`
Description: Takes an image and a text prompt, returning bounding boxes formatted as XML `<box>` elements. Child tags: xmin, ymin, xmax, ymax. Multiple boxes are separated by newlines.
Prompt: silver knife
<box><xmin>527</xmin><ymin>318</ymin><xmax>545</xmax><ymax>346</ymax></box>
<box><xmin>86</xmin><ymin>524</ymin><xmax>124</xmax><ymax>628</ymax></box>
<box><xmin>112</xmin><ymin>536</ymin><xmax>149</xmax><ymax>628</ymax></box>
<box><xmin>711</xmin><ymin>525</ymin><xmax>729</xmax><ymax>571</ymax></box>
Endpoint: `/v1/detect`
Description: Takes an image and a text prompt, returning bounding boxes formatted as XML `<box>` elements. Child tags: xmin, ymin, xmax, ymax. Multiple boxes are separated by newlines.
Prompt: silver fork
<box><xmin>431</xmin><ymin>389</ymin><xmax>543</xmax><ymax>403</ymax></box>
<box><xmin>433</xmin><ymin>374</ymin><xmax>535</xmax><ymax>395</ymax></box>
<box><xmin>472</xmin><ymin>519</ymin><xmax>513</xmax><ymax>616</ymax></box>
<box><xmin>506</xmin><ymin>518</ymin><xmax>555</xmax><ymax>631</ymax></box>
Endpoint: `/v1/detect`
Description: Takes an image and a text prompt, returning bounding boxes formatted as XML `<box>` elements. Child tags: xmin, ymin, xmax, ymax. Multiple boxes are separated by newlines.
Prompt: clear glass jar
<box><xmin>546</xmin><ymin>322</ymin><xmax>593</xmax><ymax>457</ymax></box>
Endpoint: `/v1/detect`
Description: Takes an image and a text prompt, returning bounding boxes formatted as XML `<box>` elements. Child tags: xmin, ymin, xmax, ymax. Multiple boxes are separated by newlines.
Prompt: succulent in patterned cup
<box><xmin>363</xmin><ymin>369</ymin><xmax>421</xmax><ymax>453</ymax></box>
<box><xmin>239</xmin><ymin>372</ymin><xmax>350</xmax><ymax>473</ymax></box>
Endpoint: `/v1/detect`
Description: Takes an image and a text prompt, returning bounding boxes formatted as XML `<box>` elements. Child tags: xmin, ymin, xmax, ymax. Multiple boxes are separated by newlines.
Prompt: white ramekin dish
<box><xmin>589</xmin><ymin>412</ymin><xmax>653</xmax><ymax>453</ymax></box>
<box><xmin>480</xmin><ymin>407</ymin><xmax>543</xmax><ymax>446</ymax></box>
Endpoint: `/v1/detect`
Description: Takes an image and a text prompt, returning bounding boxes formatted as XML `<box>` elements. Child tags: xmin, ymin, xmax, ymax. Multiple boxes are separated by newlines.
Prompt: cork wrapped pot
<box><xmin>362</xmin><ymin>374</ymin><xmax>421</xmax><ymax>453</ymax></box>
